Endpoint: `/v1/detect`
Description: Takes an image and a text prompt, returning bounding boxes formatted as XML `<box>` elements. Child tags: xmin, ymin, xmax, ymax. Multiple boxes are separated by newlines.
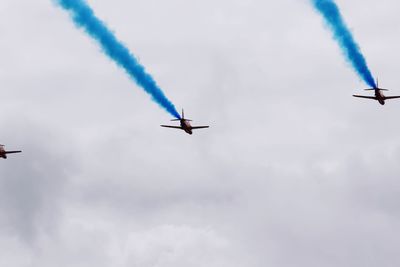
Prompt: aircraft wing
<box><xmin>5</xmin><ymin>151</ymin><xmax>22</xmax><ymax>154</ymax></box>
<box><xmin>191</xmin><ymin>126</ymin><xmax>209</xmax><ymax>130</ymax></box>
<box><xmin>353</xmin><ymin>95</ymin><xmax>377</xmax><ymax>100</ymax></box>
<box><xmin>384</xmin><ymin>96</ymin><xmax>400</xmax><ymax>100</ymax></box>
<box><xmin>160</xmin><ymin>125</ymin><xmax>183</xmax><ymax>129</ymax></box>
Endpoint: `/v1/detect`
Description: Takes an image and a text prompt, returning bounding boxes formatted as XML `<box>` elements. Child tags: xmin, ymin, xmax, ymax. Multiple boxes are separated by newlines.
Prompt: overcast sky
<box><xmin>1</xmin><ymin>0</ymin><xmax>400</xmax><ymax>266</ymax></box>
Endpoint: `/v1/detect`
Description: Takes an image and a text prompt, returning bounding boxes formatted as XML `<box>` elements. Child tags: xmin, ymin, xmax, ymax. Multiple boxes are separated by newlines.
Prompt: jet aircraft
<box><xmin>353</xmin><ymin>79</ymin><xmax>400</xmax><ymax>105</ymax></box>
<box><xmin>161</xmin><ymin>109</ymin><xmax>209</xmax><ymax>135</ymax></box>
<box><xmin>0</xmin><ymin>145</ymin><xmax>22</xmax><ymax>159</ymax></box>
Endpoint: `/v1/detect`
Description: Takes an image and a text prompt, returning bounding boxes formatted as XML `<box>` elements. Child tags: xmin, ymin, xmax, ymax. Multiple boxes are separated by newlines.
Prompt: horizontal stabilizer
<box><xmin>364</xmin><ymin>88</ymin><xmax>388</xmax><ymax>91</ymax></box>
<box><xmin>170</xmin><ymin>119</ymin><xmax>192</xmax><ymax>121</ymax></box>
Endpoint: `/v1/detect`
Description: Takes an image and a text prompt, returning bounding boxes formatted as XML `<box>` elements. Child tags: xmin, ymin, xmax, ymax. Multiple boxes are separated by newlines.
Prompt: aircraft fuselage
<box><xmin>181</xmin><ymin>120</ymin><xmax>193</xmax><ymax>135</ymax></box>
<box><xmin>0</xmin><ymin>147</ymin><xmax>7</xmax><ymax>159</ymax></box>
<box><xmin>375</xmin><ymin>90</ymin><xmax>386</xmax><ymax>105</ymax></box>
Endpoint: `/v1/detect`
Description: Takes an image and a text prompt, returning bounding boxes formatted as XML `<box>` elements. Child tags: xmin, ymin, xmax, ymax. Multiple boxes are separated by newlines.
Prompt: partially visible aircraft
<box><xmin>353</xmin><ymin>79</ymin><xmax>400</xmax><ymax>105</ymax></box>
<box><xmin>0</xmin><ymin>145</ymin><xmax>22</xmax><ymax>159</ymax></box>
<box><xmin>161</xmin><ymin>109</ymin><xmax>209</xmax><ymax>135</ymax></box>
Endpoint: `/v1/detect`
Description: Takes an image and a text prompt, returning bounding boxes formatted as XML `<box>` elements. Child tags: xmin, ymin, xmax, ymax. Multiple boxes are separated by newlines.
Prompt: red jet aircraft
<box><xmin>353</xmin><ymin>79</ymin><xmax>400</xmax><ymax>105</ymax></box>
<box><xmin>161</xmin><ymin>109</ymin><xmax>209</xmax><ymax>135</ymax></box>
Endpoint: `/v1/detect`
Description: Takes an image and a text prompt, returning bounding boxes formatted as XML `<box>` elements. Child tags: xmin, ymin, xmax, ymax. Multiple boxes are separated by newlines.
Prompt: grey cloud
<box><xmin>0</xmin><ymin>117</ymin><xmax>79</xmax><ymax>243</ymax></box>
<box><xmin>1</xmin><ymin>0</ymin><xmax>400</xmax><ymax>266</ymax></box>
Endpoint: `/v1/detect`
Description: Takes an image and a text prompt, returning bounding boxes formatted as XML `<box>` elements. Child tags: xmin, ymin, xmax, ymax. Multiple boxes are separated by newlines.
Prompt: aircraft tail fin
<box><xmin>180</xmin><ymin>109</ymin><xmax>192</xmax><ymax>121</ymax></box>
<box><xmin>369</xmin><ymin>77</ymin><xmax>389</xmax><ymax>91</ymax></box>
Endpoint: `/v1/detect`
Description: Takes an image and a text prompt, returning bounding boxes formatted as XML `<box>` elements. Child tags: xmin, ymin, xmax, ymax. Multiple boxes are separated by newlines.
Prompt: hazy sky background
<box><xmin>1</xmin><ymin>0</ymin><xmax>400</xmax><ymax>266</ymax></box>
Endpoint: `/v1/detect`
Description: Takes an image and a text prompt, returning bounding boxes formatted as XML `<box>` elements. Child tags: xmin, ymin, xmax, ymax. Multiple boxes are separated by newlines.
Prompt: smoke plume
<box><xmin>54</xmin><ymin>0</ymin><xmax>181</xmax><ymax>118</ymax></box>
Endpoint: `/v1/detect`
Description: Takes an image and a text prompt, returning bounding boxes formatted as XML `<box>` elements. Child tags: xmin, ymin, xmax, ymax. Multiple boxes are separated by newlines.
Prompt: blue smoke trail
<box><xmin>54</xmin><ymin>0</ymin><xmax>181</xmax><ymax>119</ymax></box>
<box><xmin>311</xmin><ymin>0</ymin><xmax>376</xmax><ymax>88</ymax></box>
